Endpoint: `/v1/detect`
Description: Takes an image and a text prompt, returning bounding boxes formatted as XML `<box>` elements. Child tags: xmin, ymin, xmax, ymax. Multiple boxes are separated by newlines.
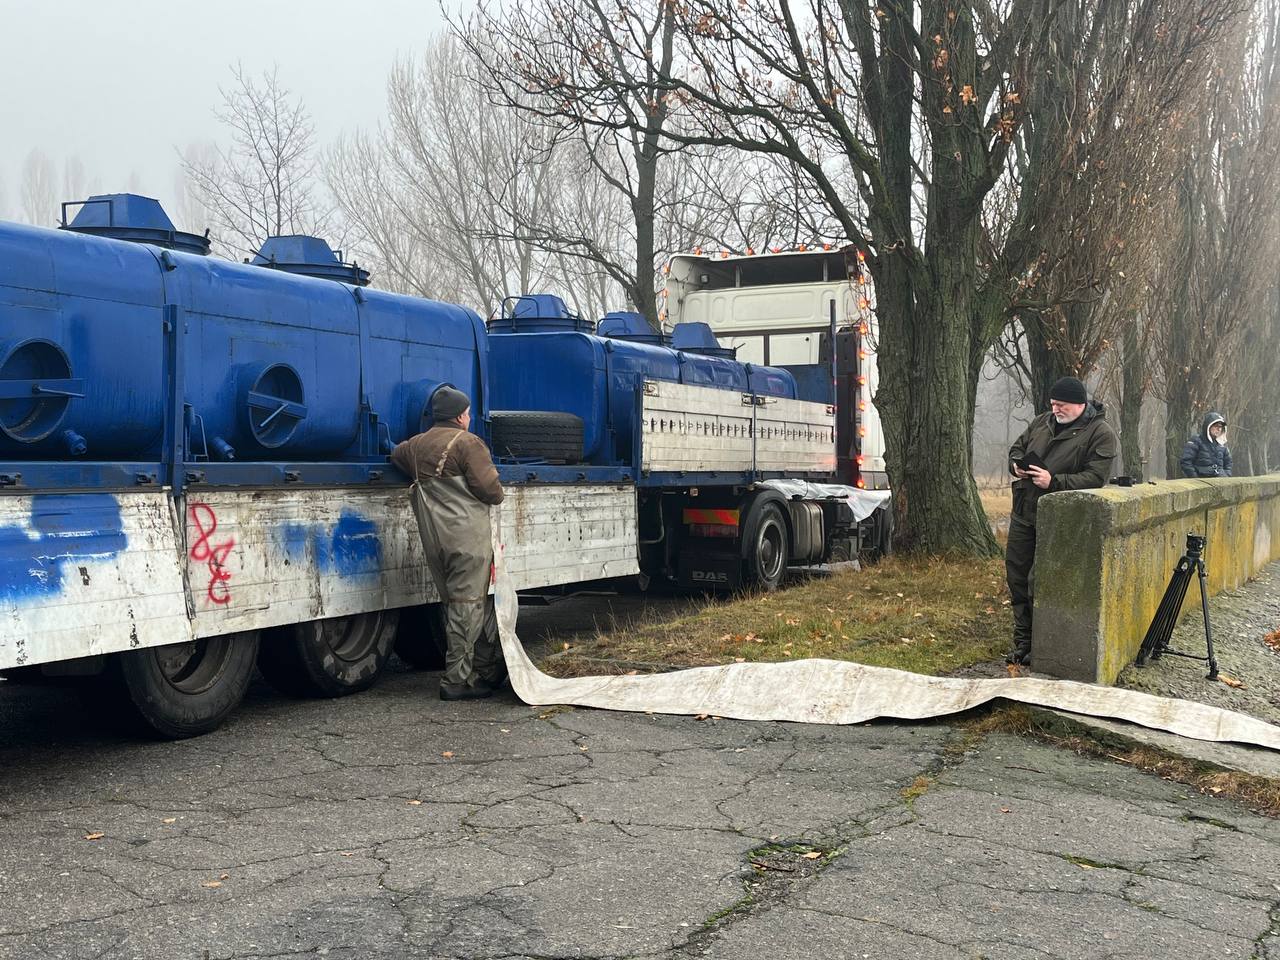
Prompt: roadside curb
<box><xmin>1024</xmin><ymin>705</ymin><xmax>1280</xmax><ymax>780</ymax></box>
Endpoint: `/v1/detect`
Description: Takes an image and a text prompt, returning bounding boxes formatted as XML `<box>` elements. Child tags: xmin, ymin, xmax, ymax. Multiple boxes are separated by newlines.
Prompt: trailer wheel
<box><xmin>743</xmin><ymin>501</ymin><xmax>789</xmax><ymax>591</ymax></box>
<box><xmin>394</xmin><ymin>603</ymin><xmax>448</xmax><ymax>669</ymax></box>
<box><xmin>112</xmin><ymin>631</ymin><xmax>259</xmax><ymax>739</ymax></box>
<box><xmin>259</xmin><ymin>611</ymin><xmax>398</xmax><ymax>698</ymax></box>
<box><xmin>490</xmin><ymin>411</ymin><xmax>584</xmax><ymax>462</ymax></box>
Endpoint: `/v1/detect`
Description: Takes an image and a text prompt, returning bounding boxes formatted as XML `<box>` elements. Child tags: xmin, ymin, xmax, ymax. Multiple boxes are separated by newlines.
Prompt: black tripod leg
<box><xmin>1197</xmin><ymin>559</ymin><xmax>1218</xmax><ymax>680</ymax></box>
<box><xmin>1138</xmin><ymin>562</ymin><xmax>1192</xmax><ymax>664</ymax></box>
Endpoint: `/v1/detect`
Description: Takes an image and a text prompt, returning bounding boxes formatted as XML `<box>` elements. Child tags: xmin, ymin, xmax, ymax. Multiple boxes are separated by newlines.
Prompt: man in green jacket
<box><xmin>1005</xmin><ymin>377</ymin><xmax>1118</xmax><ymax>665</ymax></box>
<box><xmin>391</xmin><ymin>386</ymin><xmax>507</xmax><ymax>700</ymax></box>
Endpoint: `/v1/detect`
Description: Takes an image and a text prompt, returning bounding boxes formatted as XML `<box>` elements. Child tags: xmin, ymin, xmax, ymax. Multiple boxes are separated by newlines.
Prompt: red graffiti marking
<box><xmin>189</xmin><ymin>502</ymin><xmax>235</xmax><ymax>606</ymax></box>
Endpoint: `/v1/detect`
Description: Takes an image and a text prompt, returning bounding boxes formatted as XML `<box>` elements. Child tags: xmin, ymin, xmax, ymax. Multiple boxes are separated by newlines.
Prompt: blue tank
<box><xmin>0</xmin><ymin>195</ymin><xmax>485</xmax><ymax>479</ymax></box>
<box><xmin>486</xmin><ymin>296</ymin><xmax>797</xmax><ymax>466</ymax></box>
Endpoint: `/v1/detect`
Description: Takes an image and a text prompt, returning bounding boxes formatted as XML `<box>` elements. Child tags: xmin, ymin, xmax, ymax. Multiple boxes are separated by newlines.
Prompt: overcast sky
<box><xmin>0</xmin><ymin>0</ymin><xmax>448</xmax><ymax>224</ymax></box>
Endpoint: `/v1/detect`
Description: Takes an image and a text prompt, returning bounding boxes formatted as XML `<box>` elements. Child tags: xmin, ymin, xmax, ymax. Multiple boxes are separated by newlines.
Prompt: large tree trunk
<box><xmin>1119</xmin><ymin>321</ymin><xmax>1145</xmax><ymax>479</ymax></box>
<box><xmin>875</xmin><ymin>267</ymin><xmax>998</xmax><ymax>556</ymax></box>
<box><xmin>865</xmin><ymin>0</ymin><xmax>1000</xmax><ymax>557</ymax></box>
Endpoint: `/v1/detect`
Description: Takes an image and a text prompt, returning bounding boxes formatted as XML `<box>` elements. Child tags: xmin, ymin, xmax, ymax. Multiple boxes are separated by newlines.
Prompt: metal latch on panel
<box><xmin>642</xmin><ymin>381</ymin><xmax>660</xmax><ymax>397</ymax></box>
<box><xmin>741</xmin><ymin>394</ymin><xmax>768</xmax><ymax>406</ymax></box>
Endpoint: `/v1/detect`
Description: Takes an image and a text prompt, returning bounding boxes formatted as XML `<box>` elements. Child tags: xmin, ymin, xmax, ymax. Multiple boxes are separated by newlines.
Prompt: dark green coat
<box><xmin>1008</xmin><ymin>401</ymin><xmax>1118</xmax><ymax>522</ymax></box>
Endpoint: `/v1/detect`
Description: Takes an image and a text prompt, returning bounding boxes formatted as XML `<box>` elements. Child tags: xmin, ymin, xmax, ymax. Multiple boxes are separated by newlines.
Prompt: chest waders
<box><xmin>409</xmin><ymin>433</ymin><xmax>504</xmax><ymax>689</ymax></box>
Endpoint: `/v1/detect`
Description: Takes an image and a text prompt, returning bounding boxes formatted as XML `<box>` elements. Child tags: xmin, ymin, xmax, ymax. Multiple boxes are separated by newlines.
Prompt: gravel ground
<box><xmin>1117</xmin><ymin>559</ymin><xmax>1280</xmax><ymax>725</ymax></box>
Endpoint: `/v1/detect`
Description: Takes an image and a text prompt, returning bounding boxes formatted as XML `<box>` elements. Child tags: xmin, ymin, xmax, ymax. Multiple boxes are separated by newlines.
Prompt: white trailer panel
<box><xmin>640</xmin><ymin>381</ymin><xmax>835</xmax><ymax>474</ymax></box>
<box><xmin>0</xmin><ymin>484</ymin><xmax>638</xmax><ymax>670</ymax></box>
<box><xmin>0</xmin><ymin>491</ymin><xmax>190</xmax><ymax>670</ymax></box>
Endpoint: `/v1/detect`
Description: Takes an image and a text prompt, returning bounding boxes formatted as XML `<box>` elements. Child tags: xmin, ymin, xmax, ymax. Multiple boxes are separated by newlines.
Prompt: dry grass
<box><xmin>539</xmin><ymin>554</ymin><xmax>1011</xmax><ymax>678</ymax></box>
<box><xmin>978</xmin><ymin>487</ymin><xmax>1012</xmax><ymax>527</ymax></box>
<box><xmin>966</xmin><ymin>706</ymin><xmax>1280</xmax><ymax>818</ymax></box>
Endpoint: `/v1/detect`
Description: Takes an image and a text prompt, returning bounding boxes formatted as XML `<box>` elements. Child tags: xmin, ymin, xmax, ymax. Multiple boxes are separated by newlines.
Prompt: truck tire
<box><xmin>394</xmin><ymin>603</ymin><xmax>448</xmax><ymax>669</ymax></box>
<box><xmin>258</xmin><ymin>610</ymin><xmax>398</xmax><ymax>698</ymax></box>
<box><xmin>742</xmin><ymin>500</ymin><xmax>789</xmax><ymax>591</ymax></box>
<box><xmin>111</xmin><ymin>631</ymin><xmax>259</xmax><ymax>739</ymax></box>
<box><xmin>489</xmin><ymin>411</ymin><xmax>584</xmax><ymax>462</ymax></box>
<box><xmin>861</xmin><ymin>505</ymin><xmax>894</xmax><ymax>564</ymax></box>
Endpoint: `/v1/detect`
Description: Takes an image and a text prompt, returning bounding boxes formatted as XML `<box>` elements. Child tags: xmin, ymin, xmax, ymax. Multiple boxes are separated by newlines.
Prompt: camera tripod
<box><xmin>1135</xmin><ymin>533</ymin><xmax>1218</xmax><ymax>680</ymax></box>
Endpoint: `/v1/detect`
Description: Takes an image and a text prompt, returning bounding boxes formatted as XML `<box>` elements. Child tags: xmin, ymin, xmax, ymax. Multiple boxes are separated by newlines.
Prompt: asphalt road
<box><xmin>2</xmin><ymin>603</ymin><xmax>1279</xmax><ymax>959</ymax></box>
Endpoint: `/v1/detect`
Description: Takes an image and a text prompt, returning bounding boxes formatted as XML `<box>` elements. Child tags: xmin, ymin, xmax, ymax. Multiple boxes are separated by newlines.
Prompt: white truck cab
<box><xmin>664</xmin><ymin>248</ymin><xmax>887</xmax><ymax>489</ymax></box>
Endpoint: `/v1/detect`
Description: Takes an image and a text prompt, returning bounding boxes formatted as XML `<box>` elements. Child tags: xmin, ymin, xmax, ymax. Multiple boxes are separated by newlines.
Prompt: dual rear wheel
<box><xmin>102</xmin><ymin>610</ymin><xmax>400</xmax><ymax>739</ymax></box>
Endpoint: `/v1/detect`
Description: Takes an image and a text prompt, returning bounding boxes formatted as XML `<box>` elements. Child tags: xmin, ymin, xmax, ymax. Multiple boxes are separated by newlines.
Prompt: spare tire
<box><xmin>489</xmin><ymin>410</ymin><xmax>584</xmax><ymax>462</ymax></box>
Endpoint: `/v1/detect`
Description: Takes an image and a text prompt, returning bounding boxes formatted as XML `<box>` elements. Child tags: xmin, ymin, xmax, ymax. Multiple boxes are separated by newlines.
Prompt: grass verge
<box><xmin>539</xmin><ymin>553</ymin><xmax>1011</xmax><ymax>678</ymax></box>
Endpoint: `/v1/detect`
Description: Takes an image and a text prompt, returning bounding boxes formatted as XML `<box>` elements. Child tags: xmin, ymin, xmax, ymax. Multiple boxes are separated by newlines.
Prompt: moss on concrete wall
<box><xmin>1032</xmin><ymin>476</ymin><xmax>1280</xmax><ymax>683</ymax></box>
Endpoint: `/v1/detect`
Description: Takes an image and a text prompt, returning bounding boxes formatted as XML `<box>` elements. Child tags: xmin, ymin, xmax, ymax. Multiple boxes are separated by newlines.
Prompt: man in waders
<box><xmin>391</xmin><ymin>386</ymin><xmax>507</xmax><ymax>700</ymax></box>
<box><xmin>1005</xmin><ymin>376</ymin><xmax>1117</xmax><ymax>666</ymax></box>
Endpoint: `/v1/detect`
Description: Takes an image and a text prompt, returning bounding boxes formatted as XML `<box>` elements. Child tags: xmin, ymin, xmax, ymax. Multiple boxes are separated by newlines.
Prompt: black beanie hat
<box><xmin>431</xmin><ymin>385</ymin><xmax>470</xmax><ymax>421</ymax></box>
<box><xmin>1049</xmin><ymin>376</ymin><xmax>1088</xmax><ymax>405</ymax></box>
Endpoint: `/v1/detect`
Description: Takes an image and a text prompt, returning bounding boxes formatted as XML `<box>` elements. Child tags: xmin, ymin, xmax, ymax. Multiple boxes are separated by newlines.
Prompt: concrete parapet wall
<box><xmin>1032</xmin><ymin>476</ymin><xmax>1280</xmax><ymax>683</ymax></box>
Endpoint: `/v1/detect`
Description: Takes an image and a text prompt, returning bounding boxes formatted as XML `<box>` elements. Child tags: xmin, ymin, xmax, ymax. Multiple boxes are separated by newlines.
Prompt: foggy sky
<box><xmin>0</xmin><ymin>0</ymin><xmax>448</xmax><ymax>225</ymax></box>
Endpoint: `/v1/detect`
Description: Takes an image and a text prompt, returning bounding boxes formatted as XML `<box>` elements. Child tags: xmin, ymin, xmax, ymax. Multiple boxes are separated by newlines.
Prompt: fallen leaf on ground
<box><xmin>161</xmin><ymin>818</ymin><xmax>177</xmax><ymax>825</ymax></box>
<box><xmin>801</xmin><ymin>851</ymin><xmax>823</xmax><ymax>860</ymax></box>
<box><xmin>202</xmin><ymin>880</ymin><xmax>222</xmax><ymax>888</ymax></box>
<box><xmin>1006</xmin><ymin>664</ymin><xmax>1024</xmax><ymax>678</ymax></box>
<box><xmin>1218</xmin><ymin>674</ymin><xmax>1246</xmax><ymax>689</ymax></box>
<box><xmin>83</xmin><ymin>832</ymin><xmax>104</xmax><ymax>841</ymax></box>
<box><xmin>407</xmin><ymin>799</ymin><xmax>423</xmax><ymax>806</ymax></box>
<box><xmin>694</xmin><ymin>713</ymin><xmax>710</xmax><ymax>721</ymax></box>
<box><xmin>340</xmin><ymin>852</ymin><xmax>355</xmax><ymax>857</ymax></box>
<box><xmin>441</xmin><ymin>751</ymin><xmax>455</xmax><ymax>759</ymax></box>
<box><xmin>785</xmin><ymin>618</ymin><xmax>800</xmax><ymax>626</ymax></box>
<box><xmin>999</xmin><ymin>807</ymin><xmax>1012</xmax><ymax>814</ymax></box>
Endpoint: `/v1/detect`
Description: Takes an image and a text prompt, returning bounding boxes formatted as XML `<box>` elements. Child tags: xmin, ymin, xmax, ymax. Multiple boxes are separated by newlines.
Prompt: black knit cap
<box><xmin>1049</xmin><ymin>376</ymin><xmax>1088</xmax><ymax>405</ymax></box>
<box><xmin>431</xmin><ymin>385</ymin><xmax>470</xmax><ymax>421</ymax></box>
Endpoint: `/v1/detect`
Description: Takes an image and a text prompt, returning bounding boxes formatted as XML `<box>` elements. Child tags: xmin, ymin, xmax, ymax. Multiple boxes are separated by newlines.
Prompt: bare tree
<box><xmin>60</xmin><ymin>155</ymin><xmax>99</xmax><ymax>204</ymax></box>
<box><xmin>328</xmin><ymin>36</ymin><xmax>639</xmax><ymax>317</ymax></box>
<box><xmin>544</xmin><ymin>0</ymin><xmax>1239</xmax><ymax>554</ymax></box>
<box><xmin>181</xmin><ymin>64</ymin><xmax>329</xmax><ymax>258</ymax></box>
<box><xmin>1150</xmin><ymin>0</ymin><xmax>1280</xmax><ymax>475</ymax></box>
<box><xmin>172</xmin><ymin>142</ymin><xmax>219</xmax><ymax>234</ymax></box>
<box><xmin>999</xmin><ymin>0</ymin><xmax>1230</xmax><ymax>412</ymax></box>
<box><xmin>19</xmin><ymin>149</ymin><xmax>57</xmax><ymax>225</ymax></box>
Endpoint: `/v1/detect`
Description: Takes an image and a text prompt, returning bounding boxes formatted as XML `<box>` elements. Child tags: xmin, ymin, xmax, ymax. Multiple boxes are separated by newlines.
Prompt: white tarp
<box><xmin>492</xmin><ymin>539</ymin><xmax>1280</xmax><ymax>752</ymax></box>
<box><xmin>759</xmin><ymin>479</ymin><xmax>891</xmax><ymax>523</ymax></box>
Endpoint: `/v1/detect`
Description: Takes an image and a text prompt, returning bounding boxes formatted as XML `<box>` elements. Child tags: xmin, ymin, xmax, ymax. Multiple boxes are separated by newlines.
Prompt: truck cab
<box><xmin>664</xmin><ymin>248</ymin><xmax>887</xmax><ymax>490</ymax></box>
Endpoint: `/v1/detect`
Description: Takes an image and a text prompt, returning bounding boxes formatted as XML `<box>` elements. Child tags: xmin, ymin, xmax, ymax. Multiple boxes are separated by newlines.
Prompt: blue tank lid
<box><xmin>597</xmin><ymin>311</ymin><xmax>671</xmax><ymax>346</ymax></box>
<box><xmin>60</xmin><ymin>193</ymin><xmax>211</xmax><ymax>255</ymax></box>
<box><xmin>487</xmin><ymin>294</ymin><xmax>595</xmax><ymax>333</ymax></box>
<box><xmin>251</xmin><ymin>235</ymin><xmax>371</xmax><ymax>286</ymax></box>
<box><xmin>672</xmin><ymin>322</ymin><xmax>736</xmax><ymax>359</ymax></box>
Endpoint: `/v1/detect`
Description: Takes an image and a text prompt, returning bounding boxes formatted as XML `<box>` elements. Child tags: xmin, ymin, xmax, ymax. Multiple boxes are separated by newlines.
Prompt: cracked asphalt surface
<box><xmin>3</xmin><ymin>657</ymin><xmax>1280</xmax><ymax>959</ymax></box>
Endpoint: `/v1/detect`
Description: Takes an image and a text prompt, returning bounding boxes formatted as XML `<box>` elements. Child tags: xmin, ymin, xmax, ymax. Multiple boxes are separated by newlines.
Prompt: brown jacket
<box><xmin>1008</xmin><ymin>401</ymin><xmax>1117</xmax><ymax>522</ymax></box>
<box><xmin>391</xmin><ymin>423</ymin><xmax>504</xmax><ymax>505</ymax></box>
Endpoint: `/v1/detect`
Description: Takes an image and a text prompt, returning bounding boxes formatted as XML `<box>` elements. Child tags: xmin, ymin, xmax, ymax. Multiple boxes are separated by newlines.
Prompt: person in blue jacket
<box><xmin>1179</xmin><ymin>412</ymin><xmax>1233</xmax><ymax>478</ymax></box>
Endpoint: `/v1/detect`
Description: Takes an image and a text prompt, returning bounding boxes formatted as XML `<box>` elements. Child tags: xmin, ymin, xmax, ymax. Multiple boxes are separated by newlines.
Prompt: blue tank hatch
<box><xmin>60</xmin><ymin>193</ymin><xmax>211</xmax><ymax>256</ymax></box>
<box><xmin>251</xmin><ymin>236</ymin><xmax>371</xmax><ymax>286</ymax></box>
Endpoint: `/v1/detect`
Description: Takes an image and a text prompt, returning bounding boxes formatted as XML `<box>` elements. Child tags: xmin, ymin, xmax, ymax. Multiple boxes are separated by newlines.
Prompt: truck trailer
<box><xmin>0</xmin><ymin>193</ymin><xmax>889</xmax><ymax>737</ymax></box>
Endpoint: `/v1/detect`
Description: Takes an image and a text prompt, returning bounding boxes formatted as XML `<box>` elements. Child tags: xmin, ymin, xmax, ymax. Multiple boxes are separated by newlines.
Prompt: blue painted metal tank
<box><xmin>487</xmin><ymin>295</ymin><xmax>798</xmax><ymax>465</ymax></box>
<box><xmin>0</xmin><ymin>195</ymin><xmax>486</xmax><ymax>479</ymax></box>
